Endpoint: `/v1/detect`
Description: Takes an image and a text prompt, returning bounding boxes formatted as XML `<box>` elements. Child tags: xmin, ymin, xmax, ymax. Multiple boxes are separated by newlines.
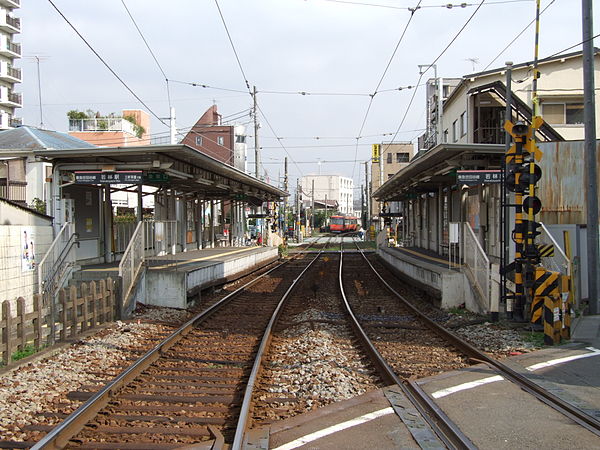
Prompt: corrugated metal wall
<box><xmin>538</xmin><ymin>140</ymin><xmax>600</xmax><ymax>225</ymax></box>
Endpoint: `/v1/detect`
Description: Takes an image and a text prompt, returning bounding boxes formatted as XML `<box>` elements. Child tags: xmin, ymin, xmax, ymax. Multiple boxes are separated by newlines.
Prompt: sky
<box><xmin>17</xmin><ymin>0</ymin><xmax>599</xmax><ymax>193</ymax></box>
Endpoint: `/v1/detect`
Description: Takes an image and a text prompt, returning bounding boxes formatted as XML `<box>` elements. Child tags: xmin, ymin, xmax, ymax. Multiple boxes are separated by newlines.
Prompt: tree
<box><xmin>67</xmin><ymin>110</ymin><xmax>88</xmax><ymax>120</ymax></box>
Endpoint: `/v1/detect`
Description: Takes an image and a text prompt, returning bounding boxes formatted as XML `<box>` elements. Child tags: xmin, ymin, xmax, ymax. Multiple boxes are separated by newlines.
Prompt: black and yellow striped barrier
<box><xmin>537</xmin><ymin>244</ymin><xmax>554</xmax><ymax>258</ymax></box>
<box><xmin>531</xmin><ymin>267</ymin><xmax>562</xmax><ymax>345</ymax></box>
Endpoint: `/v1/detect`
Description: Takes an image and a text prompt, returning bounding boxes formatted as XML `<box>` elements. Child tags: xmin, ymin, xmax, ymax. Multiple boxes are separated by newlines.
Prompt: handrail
<box><xmin>118</xmin><ymin>221</ymin><xmax>144</xmax><ymax>306</ymax></box>
<box><xmin>37</xmin><ymin>222</ymin><xmax>72</xmax><ymax>293</ymax></box>
<box><xmin>463</xmin><ymin>222</ymin><xmax>491</xmax><ymax>310</ymax></box>
<box><xmin>540</xmin><ymin>222</ymin><xmax>571</xmax><ymax>276</ymax></box>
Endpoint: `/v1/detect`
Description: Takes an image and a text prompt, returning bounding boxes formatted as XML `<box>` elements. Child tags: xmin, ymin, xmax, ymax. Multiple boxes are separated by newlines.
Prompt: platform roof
<box><xmin>31</xmin><ymin>144</ymin><xmax>288</xmax><ymax>203</ymax></box>
<box><xmin>373</xmin><ymin>143</ymin><xmax>505</xmax><ymax>202</ymax></box>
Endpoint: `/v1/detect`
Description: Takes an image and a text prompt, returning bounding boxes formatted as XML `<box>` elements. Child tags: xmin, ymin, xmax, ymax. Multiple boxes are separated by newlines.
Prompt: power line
<box><xmin>120</xmin><ymin>0</ymin><xmax>172</xmax><ymax>109</ymax></box>
<box><xmin>546</xmin><ymin>32</ymin><xmax>600</xmax><ymax>60</ymax></box>
<box><xmin>213</xmin><ymin>0</ymin><xmax>252</xmax><ymax>93</ymax></box>
<box><xmin>47</xmin><ymin>0</ymin><xmax>170</xmax><ymax>129</ymax></box>
<box><xmin>351</xmin><ymin>0</ymin><xmax>423</xmax><ymax>180</ymax></box>
<box><xmin>168</xmin><ymin>79</ymin><xmax>249</xmax><ymax>94</ymax></box>
<box><xmin>254</xmin><ymin>129</ymin><xmax>425</xmax><ymax>140</ymax></box>
<box><xmin>482</xmin><ymin>0</ymin><xmax>556</xmax><ymax>71</ymax></box>
<box><xmin>318</xmin><ymin>0</ymin><xmax>529</xmax><ymax>10</ymax></box>
<box><xmin>381</xmin><ymin>0</ymin><xmax>487</xmax><ymax>161</ymax></box>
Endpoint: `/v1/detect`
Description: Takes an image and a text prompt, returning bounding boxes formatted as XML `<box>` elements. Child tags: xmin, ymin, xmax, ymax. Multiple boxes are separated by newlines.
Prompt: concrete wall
<box><xmin>0</xmin><ymin>201</ymin><xmax>53</xmax><ymax>310</ymax></box>
<box><xmin>139</xmin><ymin>247</ymin><xmax>279</xmax><ymax>310</ymax></box>
<box><xmin>378</xmin><ymin>246</ymin><xmax>483</xmax><ymax>313</ymax></box>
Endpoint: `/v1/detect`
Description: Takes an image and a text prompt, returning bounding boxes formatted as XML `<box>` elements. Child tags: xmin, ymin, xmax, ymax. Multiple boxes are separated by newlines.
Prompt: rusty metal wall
<box><xmin>537</xmin><ymin>140</ymin><xmax>600</xmax><ymax>225</ymax></box>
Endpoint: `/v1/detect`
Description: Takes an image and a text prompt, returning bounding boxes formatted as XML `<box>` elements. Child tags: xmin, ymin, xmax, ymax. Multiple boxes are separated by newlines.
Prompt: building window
<box><xmin>460</xmin><ymin>112</ymin><xmax>467</xmax><ymax>136</ymax></box>
<box><xmin>217</xmin><ymin>136</ymin><xmax>224</xmax><ymax>145</ymax></box>
<box><xmin>396</xmin><ymin>153</ymin><xmax>409</xmax><ymax>163</ymax></box>
<box><xmin>387</xmin><ymin>152</ymin><xmax>392</xmax><ymax>164</ymax></box>
<box><xmin>452</xmin><ymin>120</ymin><xmax>458</xmax><ymax>142</ymax></box>
<box><xmin>195</xmin><ymin>136</ymin><xmax>202</xmax><ymax>146</ymax></box>
<box><xmin>235</xmin><ymin>135</ymin><xmax>246</xmax><ymax>143</ymax></box>
<box><xmin>542</xmin><ymin>102</ymin><xmax>585</xmax><ymax>125</ymax></box>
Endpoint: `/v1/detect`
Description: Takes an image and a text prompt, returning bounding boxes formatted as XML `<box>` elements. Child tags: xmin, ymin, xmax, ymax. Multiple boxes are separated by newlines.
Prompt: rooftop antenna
<box><xmin>465</xmin><ymin>57</ymin><xmax>480</xmax><ymax>72</ymax></box>
<box><xmin>25</xmin><ymin>55</ymin><xmax>49</xmax><ymax>128</ymax></box>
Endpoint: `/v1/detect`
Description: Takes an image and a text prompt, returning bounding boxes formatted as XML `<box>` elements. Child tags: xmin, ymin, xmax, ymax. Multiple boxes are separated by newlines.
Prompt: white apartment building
<box><xmin>0</xmin><ymin>0</ymin><xmax>21</xmax><ymax>130</ymax></box>
<box><xmin>301</xmin><ymin>174</ymin><xmax>354</xmax><ymax>214</ymax></box>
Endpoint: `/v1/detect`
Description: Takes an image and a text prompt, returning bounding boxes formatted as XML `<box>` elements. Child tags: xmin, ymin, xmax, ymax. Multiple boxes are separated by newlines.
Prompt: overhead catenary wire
<box><xmin>213</xmin><ymin>0</ymin><xmax>252</xmax><ymax>93</ymax></box>
<box><xmin>482</xmin><ymin>0</ymin><xmax>556</xmax><ymax>71</ymax></box>
<box><xmin>47</xmin><ymin>0</ymin><xmax>170</xmax><ymax>130</ymax></box>
<box><xmin>318</xmin><ymin>0</ymin><xmax>529</xmax><ymax>10</ymax></box>
<box><xmin>351</xmin><ymin>0</ymin><xmax>423</xmax><ymax>180</ymax></box>
<box><xmin>381</xmin><ymin>0</ymin><xmax>486</xmax><ymax>161</ymax></box>
<box><xmin>120</xmin><ymin>0</ymin><xmax>172</xmax><ymax>110</ymax></box>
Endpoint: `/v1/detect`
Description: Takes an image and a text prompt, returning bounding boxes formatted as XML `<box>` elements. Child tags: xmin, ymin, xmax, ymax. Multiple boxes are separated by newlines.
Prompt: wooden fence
<box><xmin>1</xmin><ymin>278</ymin><xmax>116</xmax><ymax>367</ymax></box>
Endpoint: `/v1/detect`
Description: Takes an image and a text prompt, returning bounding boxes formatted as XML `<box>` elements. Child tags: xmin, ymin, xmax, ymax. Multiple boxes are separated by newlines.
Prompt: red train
<box><xmin>330</xmin><ymin>215</ymin><xmax>359</xmax><ymax>233</ymax></box>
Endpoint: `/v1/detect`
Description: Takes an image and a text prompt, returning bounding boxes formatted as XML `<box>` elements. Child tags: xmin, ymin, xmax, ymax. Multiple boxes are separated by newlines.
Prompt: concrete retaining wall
<box><xmin>377</xmin><ymin>247</ymin><xmax>482</xmax><ymax>312</ymax></box>
<box><xmin>141</xmin><ymin>247</ymin><xmax>279</xmax><ymax>310</ymax></box>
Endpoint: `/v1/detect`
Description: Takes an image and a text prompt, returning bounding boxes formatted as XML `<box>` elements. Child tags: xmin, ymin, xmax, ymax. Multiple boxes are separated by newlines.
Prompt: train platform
<box><xmin>75</xmin><ymin>245</ymin><xmax>279</xmax><ymax>310</ymax></box>
<box><xmin>377</xmin><ymin>245</ymin><xmax>469</xmax><ymax>311</ymax></box>
<box><xmin>262</xmin><ymin>329</ymin><xmax>600</xmax><ymax>449</ymax></box>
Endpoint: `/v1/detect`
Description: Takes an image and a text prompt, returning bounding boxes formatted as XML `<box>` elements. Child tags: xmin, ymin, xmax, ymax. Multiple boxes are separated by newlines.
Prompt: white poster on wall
<box><xmin>21</xmin><ymin>227</ymin><xmax>36</xmax><ymax>272</ymax></box>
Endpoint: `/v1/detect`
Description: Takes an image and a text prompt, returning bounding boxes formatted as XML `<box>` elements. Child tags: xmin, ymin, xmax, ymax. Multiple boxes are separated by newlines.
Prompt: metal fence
<box><xmin>463</xmin><ymin>222</ymin><xmax>491</xmax><ymax>311</ymax></box>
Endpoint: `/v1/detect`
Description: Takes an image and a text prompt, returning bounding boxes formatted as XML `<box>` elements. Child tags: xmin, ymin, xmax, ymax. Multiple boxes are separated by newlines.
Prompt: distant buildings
<box><xmin>68</xmin><ymin>109</ymin><xmax>151</xmax><ymax>147</ymax></box>
<box><xmin>301</xmin><ymin>174</ymin><xmax>354</xmax><ymax>215</ymax></box>
<box><xmin>181</xmin><ymin>105</ymin><xmax>248</xmax><ymax>173</ymax></box>
<box><xmin>370</xmin><ymin>142</ymin><xmax>413</xmax><ymax>219</ymax></box>
<box><xmin>0</xmin><ymin>0</ymin><xmax>22</xmax><ymax>130</ymax></box>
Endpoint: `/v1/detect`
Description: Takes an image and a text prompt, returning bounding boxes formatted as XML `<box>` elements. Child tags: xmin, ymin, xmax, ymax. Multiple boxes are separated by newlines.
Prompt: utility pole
<box><xmin>253</xmin><ymin>86</ymin><xmax>260</xmax><ymax>179</ymax></box>
<box><xmin>296</xmin><ymin>178</ymin><xmax>301</xmax><ymax>242</ymax></box>
<box><xmin>35</xmin><ymin>56</ymin><xmax>43</xmax><ymax>128</ymax></box>
<box><xmin>283</xmin><ymin>157</ymin><xmax>288</xmax><ymax>238</ymax></box>
<box><xmin>583</xmin><ymin>0</ymin><xmax>599</xmax><ymax>314</ymax></box>
<box><xmin>503</xmin><ymin>61</ymin><xmax>513</xmax><ymax>319</ymax></box>
<box><xmin>311</xmin><ymin>179</ymin><xmax>315</xmax><ymax>235</ymax></box>
<box><xmin>170</xmin><ymin>106</ymin><xmax>176</xmax><ymax>144</ymax></box>
<box><xmin>364</xmin><ymin>162</ymin><xmax>370</xmax><ymax>227</ymax></box>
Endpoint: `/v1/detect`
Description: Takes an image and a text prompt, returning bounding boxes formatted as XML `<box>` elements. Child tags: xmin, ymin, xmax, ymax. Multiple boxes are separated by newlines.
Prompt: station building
<box><xmin>373</xmin><ymin>49</ymin><xmax>600</xmax><ymax>319</ymax></box>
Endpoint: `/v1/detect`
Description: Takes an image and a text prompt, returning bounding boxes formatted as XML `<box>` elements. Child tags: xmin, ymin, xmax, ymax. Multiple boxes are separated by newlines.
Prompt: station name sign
<box><xmin>457</xmin><ymin>170</ymin><xmax>502</xmax><ymax>185</ymax></box>
<box><xmin>75</xmin><ymin>171</ymin><xmax>143</xmax><ymax>184</ymax></box>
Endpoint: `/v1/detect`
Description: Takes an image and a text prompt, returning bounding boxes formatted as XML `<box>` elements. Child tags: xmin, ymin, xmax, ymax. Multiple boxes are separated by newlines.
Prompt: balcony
<box><xmin>0</xmin><ymin>65</ymin><xmax>20</xmax><ymax>82</ymax></box>
<box><xmin>0</xmin><ymin>39</ymin><xmax>20</xmax><ymax>58</ymax></box>
<box><xmin>0</xmin><ymin>14</ymin><xmax>19</xmax><ymax>33</ymax></box>
<box><xmin>69</xmin><ymin>118</ymin><xmax>136</xmax><ymax>135</ymax></box>
<box><xmin>0</xmin><ymin>90</ymin><xmax>21</xmax><ymax>107</ymax></box>
<box><xmin>0</xmin><ymin>0</ymin><xmax>20</xmax><ymax>9</ymax></box>
<box><xmin>0</xmin><ymin>179</ymin><xmax>26</xmax><ymax>204</ymax></box>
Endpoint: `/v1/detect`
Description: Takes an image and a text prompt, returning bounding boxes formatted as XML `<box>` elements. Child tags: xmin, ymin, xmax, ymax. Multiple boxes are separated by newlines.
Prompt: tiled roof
<box><xmin>0</xmin><ymin>126</ymin><xmax>96</xmax><ymax>150</ymax></box>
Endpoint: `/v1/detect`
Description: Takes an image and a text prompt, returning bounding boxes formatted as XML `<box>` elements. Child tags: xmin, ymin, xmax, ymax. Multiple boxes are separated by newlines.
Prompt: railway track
<box><xmin>342</xmin><ymin>238</ymin><xmax>600</xmax><ymax>441</ymax></box>
<box><xmin>29</xmin><ymin>240</ymin><xmax>330</xmax><ymax>449</ymax></box>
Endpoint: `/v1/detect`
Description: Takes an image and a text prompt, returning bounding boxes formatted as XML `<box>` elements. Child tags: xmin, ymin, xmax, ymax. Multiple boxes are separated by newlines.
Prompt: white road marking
<box><xmin>431</xmin><ymin>375</ymin><xmax>504</xmax><ymax>399</ymax></box>
<box><xmin>272</xmin><ymin>407</ymin><xmax>394</xmax><ymax>450</ymax></box>
<box><xmin>525</xmin><ymin>346</ymin><xmax>600</xmax><ymax>371</ymax></box>
<box><xmin>431</xmin><ymin>347</ymin><xmax>600</xmax><ymax>399</ymax></box>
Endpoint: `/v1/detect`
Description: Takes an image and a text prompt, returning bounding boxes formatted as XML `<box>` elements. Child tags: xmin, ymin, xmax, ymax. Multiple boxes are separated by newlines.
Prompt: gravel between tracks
<box><xmin>0</xmin><ymin>307</ymin><xmax>190</xmax><ymax>443</ymax></box>
<box><xmin>0</xmin><ymin>297</ymin><xmax>541</xmax><ymax>443</ymax></box>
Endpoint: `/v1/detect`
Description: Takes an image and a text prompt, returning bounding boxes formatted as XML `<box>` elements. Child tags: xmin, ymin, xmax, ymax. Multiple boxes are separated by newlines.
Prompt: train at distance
<box><xmin>330</xmin><ymin>215</ymin><xmax>359</xmax><ymax>233</ymax></box>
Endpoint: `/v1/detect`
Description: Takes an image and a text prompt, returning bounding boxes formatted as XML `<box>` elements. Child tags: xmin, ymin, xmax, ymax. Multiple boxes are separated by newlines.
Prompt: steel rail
<box><xmin>32</xmin><ymin>239</ymin><xmax>327</xmax><ymax>450</ymax></box>
<box><xmin>353</xmin><ymin>239</ymin><xmax>600</xmax><ymax>438</ymax></box>
<box><xmin>339</xmin><ymin>241</ymin><xmax>476</xmax><ymax>450</ymax></box>
<box><xmin>231</xmin><ymin>237</ymin><xmax>332</xmax><ymax>449</ymax></box>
